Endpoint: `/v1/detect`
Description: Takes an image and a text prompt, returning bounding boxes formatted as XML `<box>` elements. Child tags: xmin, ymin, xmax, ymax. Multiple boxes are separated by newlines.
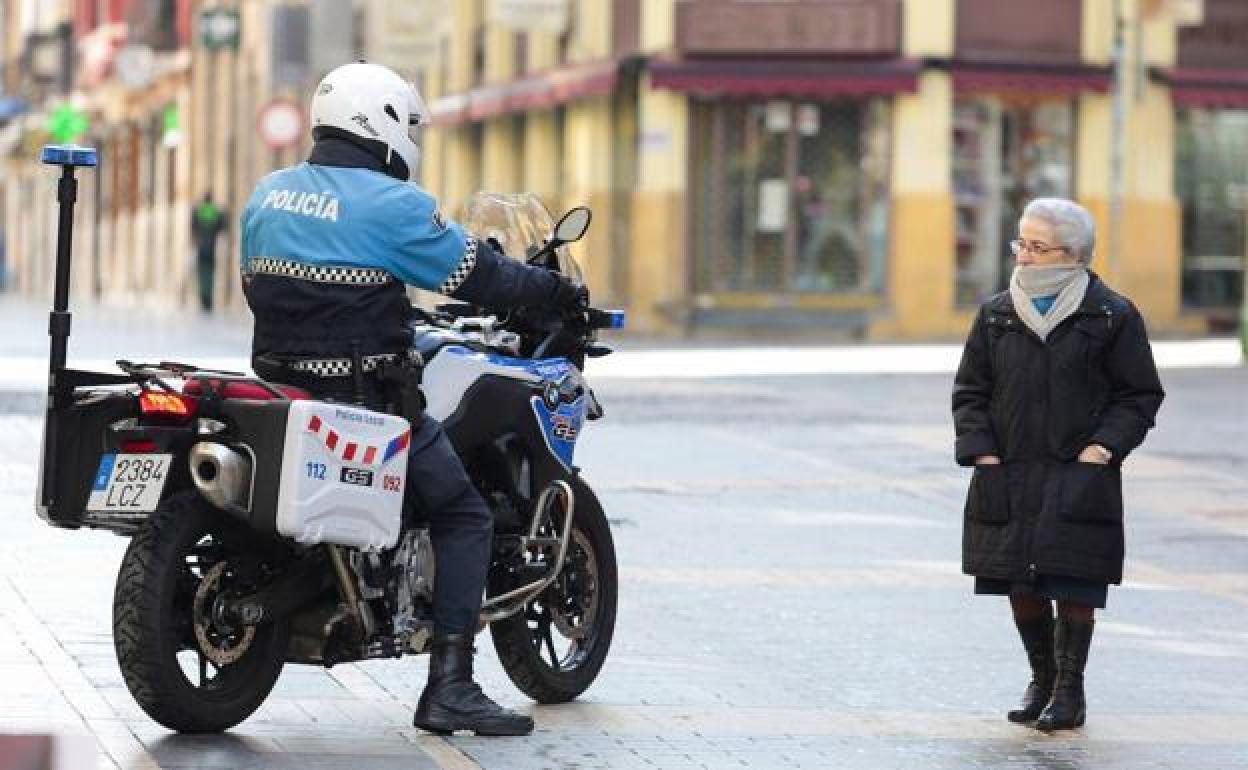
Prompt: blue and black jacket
<box><xmin>240</xmin><ymin>137</ymin><xmax>560</xmax><ymax>360</ymax></box>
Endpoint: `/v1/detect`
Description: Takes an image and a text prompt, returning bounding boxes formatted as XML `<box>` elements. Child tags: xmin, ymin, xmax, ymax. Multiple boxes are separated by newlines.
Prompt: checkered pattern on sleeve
<box><xmin>437</xmin><ymin>236</ymin><xmax>479</xmax><ymax>296</ymax></box>
<box><xmin>246</xmin><ymin>257</ymin><xmax>393</xmax><ymax>286</ymax></box>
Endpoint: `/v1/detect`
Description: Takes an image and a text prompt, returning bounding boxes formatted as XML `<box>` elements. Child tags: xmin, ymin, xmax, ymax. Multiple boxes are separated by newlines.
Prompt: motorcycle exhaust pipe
<box><xmin>189</xmin><ymin>442</ymin><xmax>253</xmax><ymax>518</ymax></box>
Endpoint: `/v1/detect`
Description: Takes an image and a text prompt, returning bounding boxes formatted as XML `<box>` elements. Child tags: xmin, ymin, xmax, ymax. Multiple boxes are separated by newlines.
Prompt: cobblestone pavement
<box><xmin>1</xmin><ymin>308</ymin><xmax>1246</xmax><ymax>768</ymax></box>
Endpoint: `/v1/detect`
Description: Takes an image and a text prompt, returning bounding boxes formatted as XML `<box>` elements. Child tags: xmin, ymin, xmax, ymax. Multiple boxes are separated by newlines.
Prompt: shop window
<box><xmin>691</xmin><ymin>98</ymin><xmax>892</xmax><ymax>294</ymax></box>
<box><xmin>1176</xmin><ymin>108</ymin><xmax>1248</xmax><ymax>312</ymax></box>
<box><xmin>953</xmin><ymin>97</ymin><xmax>1074</xmax><ymax>306</ymax></box>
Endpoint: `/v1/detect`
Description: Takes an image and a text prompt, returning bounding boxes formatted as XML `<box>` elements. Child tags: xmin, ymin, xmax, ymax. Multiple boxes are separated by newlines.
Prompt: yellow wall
<box><xmin>415</xmin><ymin>0</ymin><xmax>1200</xmax><ymax>338</ymax></box>
<box><xmin>871</xmin><ymin>0</ymin><xmax>962</xmax><ymax>339</ymax></box>
<box><xmin>1078</xmin><ymin>0</ymin><xmax>1184</xmax><ymax>328</ymax></box>
<box><xmin>872</xmin><ymin>70</ymin><xmax>965</xmax><ymax>339</ymax></box>
<box><xmin>630</xmin><ymin>78</ymin><xmax>689</xmax><ymax>333</ymax></box>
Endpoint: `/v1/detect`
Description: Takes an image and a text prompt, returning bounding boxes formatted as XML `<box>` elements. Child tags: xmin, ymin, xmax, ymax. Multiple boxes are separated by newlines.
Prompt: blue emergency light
<box><xmin>40</xmin><ymin>145</ymin><xmax>98</xmax><ymax>168</ymax></box>
<box><xmin>604</xmin><ymin>310</ymin><xmax>626</xmax><ymax>329</ymax></box>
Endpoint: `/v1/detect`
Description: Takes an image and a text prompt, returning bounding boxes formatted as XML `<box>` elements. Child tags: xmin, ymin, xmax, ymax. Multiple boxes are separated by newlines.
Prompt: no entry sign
<box><xmin>257</xmin><ymin>99</ymin><xmax>304</xmax><ymax>150</ymax></box>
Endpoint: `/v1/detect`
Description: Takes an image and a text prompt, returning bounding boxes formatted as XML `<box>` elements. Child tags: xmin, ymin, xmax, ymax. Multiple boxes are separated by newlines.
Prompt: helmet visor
<box><xmin>407</xmin><ymin>83</ymin><xmax>430</xmax><ymax>127</ymax></box>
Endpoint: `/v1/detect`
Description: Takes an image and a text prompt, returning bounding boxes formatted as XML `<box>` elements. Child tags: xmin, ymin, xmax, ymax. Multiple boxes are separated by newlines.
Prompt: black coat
<box><xmin>952</xmin><ymin>274</ymin><xmax>1164</xmax><ymax>585</ymax></box>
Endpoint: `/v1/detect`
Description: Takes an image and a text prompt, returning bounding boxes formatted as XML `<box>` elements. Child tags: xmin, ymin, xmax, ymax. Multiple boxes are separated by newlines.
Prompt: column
<box><xmin>872</xmin><ymin>0</ymin><xmax>959</xmax><ymax>338</ymax></box>
<box><xmin>1078</xmin><ymin>0</ymin><xmax>1183</xmax><ymax>328</ymax></box>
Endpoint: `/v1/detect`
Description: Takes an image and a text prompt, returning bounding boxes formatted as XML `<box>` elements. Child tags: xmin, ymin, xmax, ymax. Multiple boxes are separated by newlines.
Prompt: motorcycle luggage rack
<box><xmin>114</xmin><ymin>360</ymin><xmax>296</xmax><ymax>401</ymax></box>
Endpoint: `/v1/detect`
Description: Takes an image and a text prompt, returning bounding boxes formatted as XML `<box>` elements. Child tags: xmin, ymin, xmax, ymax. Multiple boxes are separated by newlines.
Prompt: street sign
<box><xmin>200</xmin><ymin>8</ymin><xmax>241</xmax><ymax>50</ymax></box>
<box><xmin>46</xmin><ymin>105</ymin><xmax>89</xmax><ymax>144</ymax></box>
<box><xmin>257</xmin><ymin>99</ymin><xmax>304</xmax><ymax>150</ymax></box>
<box><xmin>114</xmin><ymin>44</ymin><xmax>155</xmax><ymax>89</ymax></box>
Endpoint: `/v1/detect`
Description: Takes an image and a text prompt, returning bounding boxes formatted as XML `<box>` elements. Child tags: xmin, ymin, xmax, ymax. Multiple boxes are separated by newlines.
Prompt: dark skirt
<box><xmin>975</xmin><ymin>575</ymin><xmax>1108</xmax><ymax>609</ymax></box>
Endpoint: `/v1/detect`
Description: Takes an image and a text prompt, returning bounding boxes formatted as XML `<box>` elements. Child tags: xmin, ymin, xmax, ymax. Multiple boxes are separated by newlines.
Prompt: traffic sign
<box><xmin>257</xmin><ymin>99</ymin><xmax>304</xmax><ymax>150</ymax></box>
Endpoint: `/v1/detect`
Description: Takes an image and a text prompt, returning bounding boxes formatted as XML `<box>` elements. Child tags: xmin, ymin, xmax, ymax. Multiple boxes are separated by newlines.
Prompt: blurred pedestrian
<box><xmin>191</xmin><ymin>192</ymin><xmax>226</xmax><ymax>312</ymax></box>
<box><xmin>951</xmin><ymin>198</ymin><xmax>1164</xmax><ymax>731</ymax></box>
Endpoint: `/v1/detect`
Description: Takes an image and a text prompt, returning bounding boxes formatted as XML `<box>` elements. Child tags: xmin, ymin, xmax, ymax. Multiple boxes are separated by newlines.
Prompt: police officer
<box><xmin>239</xmin><ymin>62</ymin><xmax>582</xmax><ymax>736</ymax></box>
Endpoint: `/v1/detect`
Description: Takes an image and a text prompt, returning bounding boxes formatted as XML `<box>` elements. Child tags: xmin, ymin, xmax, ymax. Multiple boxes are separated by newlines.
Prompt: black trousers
<box><xmin>404</xmin><ymin>413</ymin><xmax>494</xmax><ymax>636</ymax></box>
<box><xmin>281</xmin><ymin>370</ymin><xmax>493</xmax><ymax>637</ymax></box>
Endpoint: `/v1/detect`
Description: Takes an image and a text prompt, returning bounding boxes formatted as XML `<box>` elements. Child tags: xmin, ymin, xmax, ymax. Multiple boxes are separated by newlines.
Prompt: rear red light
<box><xmin>121</xmin><ymin>439</ymin><xmax>158</xmax><ymax>453</ymax></box>
<box><xmin>138</xmin><ymin>391</ymin><xmax>198</xmax><ymax>423</ymax></box>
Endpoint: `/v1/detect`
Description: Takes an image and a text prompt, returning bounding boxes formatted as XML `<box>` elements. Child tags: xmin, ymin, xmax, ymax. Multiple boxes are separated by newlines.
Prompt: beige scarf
<box><xmin>1009</xmin><ymin>265</ymin><xmax>1090</xmax><ymax>341</ymax></box>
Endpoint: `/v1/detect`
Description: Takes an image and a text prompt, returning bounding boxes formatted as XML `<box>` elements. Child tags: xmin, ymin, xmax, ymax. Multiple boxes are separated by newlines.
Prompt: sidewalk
<box><xmin>0</xmin><ymin>297</ymin><xmax>1241</xmax><ymax>393</ymax></box>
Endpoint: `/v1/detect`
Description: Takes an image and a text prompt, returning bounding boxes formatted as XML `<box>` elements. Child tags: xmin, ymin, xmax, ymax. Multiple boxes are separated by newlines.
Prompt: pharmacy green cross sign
<box><xmin>46</xmin><ymin>104</ymin><xmax>89</xmax><ymax>144</ymax></box>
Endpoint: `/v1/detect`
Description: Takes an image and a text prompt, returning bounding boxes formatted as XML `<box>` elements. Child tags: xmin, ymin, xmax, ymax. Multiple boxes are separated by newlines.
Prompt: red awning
<box><xmin>430</xmin><ymin>60</ymin><xmax>620</xmax><ymax>126</ymax></box>
<box><xmin>648</xmin><ymin>58</ymin><xmax>921</xmax><ymax>98</ymax></box>
<box><xmin>1159</xmin><ymin>68</ymin><xmax>1248</xmax><ymax>108</ymax></box>
<box><xmin>949</xmin><ymin>62</ymin><xmax>1112</xmax><ymax>94</ymax></box>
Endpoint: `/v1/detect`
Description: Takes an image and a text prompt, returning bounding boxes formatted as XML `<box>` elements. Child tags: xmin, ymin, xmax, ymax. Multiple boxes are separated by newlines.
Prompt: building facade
<box><xmin>2</xmin><ymin>0</ymin><xmax>1245</xmax><ymax>340</ymax></box>
<box><xmin>423</xmin><ymin>0</ymin><xmax>1247</xmax><ymax>338</ymax></box>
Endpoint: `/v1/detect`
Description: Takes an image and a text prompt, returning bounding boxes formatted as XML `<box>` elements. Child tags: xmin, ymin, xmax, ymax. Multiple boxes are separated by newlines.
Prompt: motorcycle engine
<box><xmin>387</xmin><ymin>528</ymin><xmax>435</xmax><ymax>636</ymax></box>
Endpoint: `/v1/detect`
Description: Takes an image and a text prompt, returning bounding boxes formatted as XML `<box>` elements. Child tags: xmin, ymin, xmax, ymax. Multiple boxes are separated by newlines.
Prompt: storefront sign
<box><xmin>676</xmin><ymin>0</ymin><xmax>900</xmax><ymax>55</ymax></box>
<box><xmin>368</xmin><ymin>4</ymin><xmax>446</xmax><ymax>76</ymax></box>
<box><xmin>956</xmin><ymin>0</ymin><xmax>1082</xmax><ymax>65</ymax></box>
<box><xmin>488</xmin><ymin>0</ymin><xmax>570</xmax><ymax>33</ymax></box>
<box><xmin>1179</xmin><ymin>0</ymin><xmax>1248</xmax><ymax>69</ymax></box>
<box><xmin>199</xmin><ymin>8</ymin><xmax>240</xmax><ymax>50</ymax></box>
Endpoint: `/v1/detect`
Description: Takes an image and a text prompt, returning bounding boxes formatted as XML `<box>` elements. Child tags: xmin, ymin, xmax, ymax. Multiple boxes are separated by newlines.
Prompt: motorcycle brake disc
<box><xmin>193</xmin><ymin>562</ymin><xmax>257</xmax><ymax>667</ymax></box>
<box><xmin>550</xmin><ymin>529</ymin><xmax>598</xmax><ymax>640</ymax></box>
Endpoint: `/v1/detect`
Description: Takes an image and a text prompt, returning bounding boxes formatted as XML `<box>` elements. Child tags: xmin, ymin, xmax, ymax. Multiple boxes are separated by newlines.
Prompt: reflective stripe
<box><xmin>437</xmin><ymin>236</ymin><xmax>479</xmax><ymax>295</ymax></box>
<box><xmin>289</xmin><ymin>353</ymin><xmax>401</xmax><ymax>378</ymax></box>
<box><xmin>245</xmin><ymin>257</ymin><xmax>393</xmax><ymax>286</ymax></box>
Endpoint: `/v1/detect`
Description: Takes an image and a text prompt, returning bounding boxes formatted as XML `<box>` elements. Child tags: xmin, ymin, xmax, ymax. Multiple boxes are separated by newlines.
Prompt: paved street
<box><xmin>1</xmin><ymin>302</ymin><xmax>1247</xmax><ymax>769</ymax></box>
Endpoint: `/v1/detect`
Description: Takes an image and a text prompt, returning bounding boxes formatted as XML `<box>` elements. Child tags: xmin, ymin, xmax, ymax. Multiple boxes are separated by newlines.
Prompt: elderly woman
<box><xmin>952</xmin><ymin>198</ymin><xmax>1164</xmax><ymax>731</ymax></box>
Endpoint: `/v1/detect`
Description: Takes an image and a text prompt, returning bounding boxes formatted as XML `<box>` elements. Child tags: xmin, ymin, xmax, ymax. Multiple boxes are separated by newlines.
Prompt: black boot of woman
<box><xmin>1007</xmin><ymin>595</ymin><xmax>1055</xmax><ymax>723</ymax></box>
<box><xmin>1036</xmin><ymin>604</ymin><xmax>1095</xmax><ymax>731</ymax></box>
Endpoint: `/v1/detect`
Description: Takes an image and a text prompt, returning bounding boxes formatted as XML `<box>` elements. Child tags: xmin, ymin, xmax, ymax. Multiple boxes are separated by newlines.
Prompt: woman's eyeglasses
<box><xmin>1010</xmin><ymin>239</ymin><xmax>1067</xmax><ymax>257</ymax></box>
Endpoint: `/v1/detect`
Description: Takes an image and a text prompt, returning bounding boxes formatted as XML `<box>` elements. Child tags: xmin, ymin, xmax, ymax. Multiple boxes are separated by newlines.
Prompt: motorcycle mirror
<box><xmin>553</xmin><ymin>207</ymin><xmax>592</xmax><ymax>245</ymax></box>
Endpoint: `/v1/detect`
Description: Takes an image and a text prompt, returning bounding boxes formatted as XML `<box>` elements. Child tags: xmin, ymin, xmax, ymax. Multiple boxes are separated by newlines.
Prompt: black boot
<box><xmin>1007</xmin><ymin>611</ymin><xmax>1055</xmax><ymax>724</ymax></box>
<box><xmin>413</xmin><ymin>634</ymin><xmax>535</xmax><ymax>736</ymax></box>
<box><xmin>1036</xmin><ymin>617</ymin><xmax>1095</xmax><ymax>731</ymax></box>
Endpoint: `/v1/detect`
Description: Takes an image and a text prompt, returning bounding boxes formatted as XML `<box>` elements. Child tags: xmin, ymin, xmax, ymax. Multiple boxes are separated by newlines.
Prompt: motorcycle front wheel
<box><xmin>489</xmin><ymin>478</ymin><xmax>617</xmax><ymax>703</ymax></box>
<box><xmin>113</xmin><ymin>491</ymin><xmax>288</xmax><ymax>733</ymax></box>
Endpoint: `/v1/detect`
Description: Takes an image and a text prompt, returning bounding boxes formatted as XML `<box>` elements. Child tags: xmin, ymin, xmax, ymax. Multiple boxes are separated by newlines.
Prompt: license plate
<box><xmin>87</xmin><ymin>453</ymin><xmax>173</xmax><ymax>513</ymax></box>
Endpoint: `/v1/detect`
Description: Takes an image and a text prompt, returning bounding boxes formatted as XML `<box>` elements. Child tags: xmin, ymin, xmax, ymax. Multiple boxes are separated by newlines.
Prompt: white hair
<box><xmin>1021</xmin><ymin>198</ymin><xmax>1096</xmax><ymax>263</ymax></box>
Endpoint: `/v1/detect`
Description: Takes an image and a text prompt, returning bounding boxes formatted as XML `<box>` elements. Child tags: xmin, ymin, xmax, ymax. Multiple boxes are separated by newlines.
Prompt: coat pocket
<box><xmin>966</xmin><ymin>464</ymin><xmax>1011</xmax><ymax>525</ymax></box>
<box><xmin>1059</xmin><ymin>462</ymin><xmax>1123</xmax><ymax>525</ymax></box>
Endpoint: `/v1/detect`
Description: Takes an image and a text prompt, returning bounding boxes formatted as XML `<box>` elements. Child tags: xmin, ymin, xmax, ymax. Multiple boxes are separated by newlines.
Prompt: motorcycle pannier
<box><xmin>221</xmin><ymin>399</ymin><xmax>411</xmax><ymax>551</ymax></box>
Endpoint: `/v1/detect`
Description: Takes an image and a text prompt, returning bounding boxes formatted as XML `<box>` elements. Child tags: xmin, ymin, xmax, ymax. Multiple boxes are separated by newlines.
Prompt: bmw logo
<box><xmin>543</xmin><ymin>382</ymin><xmax>560</xmax><ymax>409</ymax></box>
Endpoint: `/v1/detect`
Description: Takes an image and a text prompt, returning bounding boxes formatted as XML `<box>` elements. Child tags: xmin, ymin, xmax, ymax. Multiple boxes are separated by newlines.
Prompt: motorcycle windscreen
<box><xmin>460</xmin><ymin>191</ymin><xmax>584</xmax><ymax>284</ymax></box>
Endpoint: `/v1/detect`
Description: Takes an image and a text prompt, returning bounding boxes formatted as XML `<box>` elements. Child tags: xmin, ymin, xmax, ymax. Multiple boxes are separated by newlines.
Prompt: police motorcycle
<box><xmin>35</xmin><ymin>146</ymin><xmax>622</xmax><ymax>733</ymax></box>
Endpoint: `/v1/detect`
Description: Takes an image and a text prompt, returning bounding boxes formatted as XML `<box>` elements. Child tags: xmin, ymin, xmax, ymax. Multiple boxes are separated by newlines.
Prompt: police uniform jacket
<box><xmin>240</xmin><ymin>137</ymin><xmax>560</xmax><ymax>364</ymax></box>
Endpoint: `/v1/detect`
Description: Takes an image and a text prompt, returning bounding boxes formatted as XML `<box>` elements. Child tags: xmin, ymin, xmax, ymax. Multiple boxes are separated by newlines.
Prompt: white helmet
<box><xmin>310</xmin><ymin>61</ymin><xmax>430</xmax><ymax>180</ymax></box>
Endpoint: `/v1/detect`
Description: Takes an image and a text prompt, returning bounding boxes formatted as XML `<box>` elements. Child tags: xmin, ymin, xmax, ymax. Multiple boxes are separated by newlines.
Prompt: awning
<box><xmin>648</xmin><ymin>57</ymin><xmax>921</xmax><ymax>98</ymax></box>
<box><xmin>1155</xmin><ymin>68</ymin><xmax>1248</xmax><ymax>108</ymax></box>
<box><xmin>0</xmin><ymin>96</ymin><xmax>29</xmax><ymax>121</ymax></box>
<box><xmin>949</xmin><ymin>62</ymin><xmax>1112</xmax><ymax>94</ymax></box>
<box><xmin>430</xmin><ymin>59</ymin><xmax>620</xmax><ymax>127</ymax></box>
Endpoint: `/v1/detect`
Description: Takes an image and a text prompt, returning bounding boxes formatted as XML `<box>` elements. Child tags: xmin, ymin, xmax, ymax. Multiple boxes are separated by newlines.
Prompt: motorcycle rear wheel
<box><xmin>489</xmin><ymin>479</ymin><xmax>617</xmax><ymax>703</ymax></box>
<box><xmin>113</xmin><ymin>491</ymin><xmax>288</xmax><ymax>733</ymax></box>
